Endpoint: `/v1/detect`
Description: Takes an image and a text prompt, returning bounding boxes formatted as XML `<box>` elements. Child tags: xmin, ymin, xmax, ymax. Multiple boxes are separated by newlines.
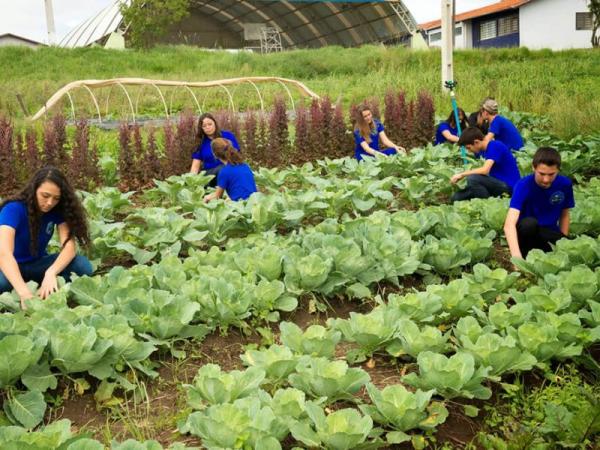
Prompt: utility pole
<box><xmin>440</xmin><ymin>0</ymin><xmax>455</xmax><ymax>90</ymax></box>
<box><xmin>44</xmin><ymin>0</ymin><xmax>57</xmax><ymax>45</ymax></box>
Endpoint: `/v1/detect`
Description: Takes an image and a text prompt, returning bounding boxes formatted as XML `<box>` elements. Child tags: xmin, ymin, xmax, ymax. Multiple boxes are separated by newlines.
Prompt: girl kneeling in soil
<box><xmin>354</xmin><ymin>105</ymin><xmax>405</xmax><ymax>161</ymax></box>
<box><xmin>0</xmin><ymin>166</ymin><xmax>92</xmax><ymax>309</ymax></box>
<box><xmin>203</xmin><ymin>138</ymin><xmax>257</xmax><ymax>203</ymax></box>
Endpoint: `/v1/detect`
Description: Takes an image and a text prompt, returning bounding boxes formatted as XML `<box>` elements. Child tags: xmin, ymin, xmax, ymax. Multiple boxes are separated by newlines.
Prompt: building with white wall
<box><xmin>0</xmin><ymin>33</ymin><xmax>45</xmax><ymax>48</ymax></box>
<box><xmin>420</xmin><ymin>0</ymin><xmax>594</xmax><ymax>50</ymax></box>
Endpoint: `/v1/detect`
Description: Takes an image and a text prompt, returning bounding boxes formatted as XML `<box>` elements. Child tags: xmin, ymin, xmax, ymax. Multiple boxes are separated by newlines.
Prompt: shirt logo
<box><xmin>550</xmin><ymin>191</ymin><xmax>565</xmax><ymax>205</ymax></box>
<box><xmin>46</xmin><ymin>222</ymin><xmax>54</xmax><ymax>235</ymax></box>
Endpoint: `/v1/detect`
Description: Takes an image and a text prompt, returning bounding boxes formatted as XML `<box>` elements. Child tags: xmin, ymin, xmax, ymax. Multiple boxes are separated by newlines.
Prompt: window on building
<box><xmin>429</xmin><ymin>31</ymin><xmax>442</xmax><ymax>43</ymax></box>
<box><xmin>498</xmin><ymin>14</ymin><xmax>519</xmax><ymax>36</ymax></box>
<box><xmin>480</xmin><ymin>20</ymin><xmax>497</xmax><ymax>40</ymax></box>
<box><xmin>576</xmin><ymin>12</ymin><xmax>593</xmax><ymax>30</ymax></box>
<box><xmin>455</xmin><ymin>26</ymin><xmax>463</xmax><ymax>37</ymax></box>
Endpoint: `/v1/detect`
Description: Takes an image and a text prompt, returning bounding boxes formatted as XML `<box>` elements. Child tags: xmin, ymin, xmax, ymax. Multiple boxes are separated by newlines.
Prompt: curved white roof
<box><xmin>59</xmin><ymin>0</ymin><xmax>129</xmax><ymax>48</ymax></box>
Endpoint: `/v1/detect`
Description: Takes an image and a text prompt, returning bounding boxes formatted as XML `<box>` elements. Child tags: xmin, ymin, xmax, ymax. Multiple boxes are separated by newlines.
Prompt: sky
<box><xmin>0</xmin><ymin>0</ymin><xmax>498</xmax><ymax>45</ymax></box>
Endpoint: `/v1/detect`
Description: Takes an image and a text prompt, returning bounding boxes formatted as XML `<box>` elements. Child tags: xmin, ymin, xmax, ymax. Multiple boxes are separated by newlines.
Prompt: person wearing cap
<box><xmin>449</xmin><ymin>127</ymin><xmax>521</xmax><ymax>202</ymax></box>
<box><xmin>480</xmin><ymin>98</ymin><xmax>524</xmax><ymax>151</ymax></box>
<box><xmin>504</xmin><ymin>147</ymin><xmax>574</xmax><ymax>259</ymax></box>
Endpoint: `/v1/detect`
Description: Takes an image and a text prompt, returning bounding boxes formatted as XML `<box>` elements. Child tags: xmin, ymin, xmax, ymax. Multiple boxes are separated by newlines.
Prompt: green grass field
<box><xmin>1</xmin><ymin>45</ymin><xmax>599</xmax><ymax>138</ymax></box>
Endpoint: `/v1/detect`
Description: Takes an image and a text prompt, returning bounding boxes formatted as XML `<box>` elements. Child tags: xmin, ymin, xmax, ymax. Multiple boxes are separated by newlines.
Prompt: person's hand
<box><xmin>450</xmin><ymin>173</ymin><xmax>464</xmax><ymax>184</ymax></box>
<box><xmin>38</xmin><ymin>270</ymin><xmax>58</xmax><ymax>300</ymax></box>
<box><xmin>395</xmin><ymin>145</ymin><xmax>406</xmax><ymax>154</ymax></box>
<box><xmin>18</xmin><ymin>290</ymin><xmax>33</xmax><ymax>310</ymax></box>
<box><xmin>203</xmin><ymin>194</ymin><xmax>212</xmax><ymax>203</ymax></box>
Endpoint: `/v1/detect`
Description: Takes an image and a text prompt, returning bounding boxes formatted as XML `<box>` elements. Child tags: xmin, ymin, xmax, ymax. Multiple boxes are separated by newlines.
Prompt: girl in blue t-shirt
<box><xmin>190</xmin><ymin>113</ymin><xmax>240</xmax><ymax>187</ymax></box>
<box><xmin>353</xmin><ymin>105</ymin><xmax>405</xmax><ymax>161</ymax></box>
<box><xmin>0</xmin><ymin>167</ymin><xmax>93</xmax><ymax>309</ymax></box>
<box><xmin>434</xmin><ymin>108</ymin><xmax>467</xmax><ymax>145</ymax></box>
<box><xmin>203</xmin><ymin>138</ymin><xmax>257</xmax><ymax>203</ymax></box>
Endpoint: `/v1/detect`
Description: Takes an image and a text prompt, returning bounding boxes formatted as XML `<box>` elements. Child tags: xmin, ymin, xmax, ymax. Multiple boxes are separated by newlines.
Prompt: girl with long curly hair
<box><xmin>353</xmin><ymin>105</ymin><xmax>405</xmax><ymax>161</ymax></box>
<box><xmin>190</xmin><ymin>113</ymin><xmax>241</xmax><ymax>187</ymax></box>
<box><xmin>0</xmin><ymin>166</ymin><xmax>92</xmax><ymax>309</ymax></box>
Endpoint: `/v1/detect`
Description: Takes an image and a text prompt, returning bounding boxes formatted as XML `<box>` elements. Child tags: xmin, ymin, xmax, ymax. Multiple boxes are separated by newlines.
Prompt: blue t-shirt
<box><xmin>509</xmin><ymin>174</ymin><xmax>575</xmax><ymax>231</ymax></box>
<box><xmin>354</xmin><ymin>120</ymin><xmax>385</xmax><ymax>161</ymax></box>
<box><xmin>434</xmin><ymin>122</ymin><xmax>458</xmax><ymax>145</ymax></box>
<box><xmin>217</xmin><ymin>163</ymin><xmax>257</xmax><ymax>201</ymax></box>
<box><xmin>0</xmin><ymin>201</ymin><xmax>64</xmax><ymax>263</ymax></box>
<box><xmin>489</xmin><ymin>115</ymin><xmax>524</xmax><ymax>151</ymax></box>
<box><xmin>482</xmin><ymin>140</ymin><xmax>521</xmax><ymax>189</ymax></box>
<box><xmin>191</xmin><ymin>130</ymin><xmax>240</xmax><ymax>170</ymax></box>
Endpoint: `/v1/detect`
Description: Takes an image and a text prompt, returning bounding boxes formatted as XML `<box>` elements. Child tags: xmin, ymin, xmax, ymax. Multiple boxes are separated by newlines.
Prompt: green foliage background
<box><xmin>1</xmin><ymin>45</ymin><xmax>599</xmax><ymax>138</ymax></box>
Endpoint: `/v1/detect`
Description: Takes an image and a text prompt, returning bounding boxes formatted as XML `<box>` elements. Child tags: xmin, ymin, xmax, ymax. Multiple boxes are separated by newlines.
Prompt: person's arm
<box><xmin>203</xmin><ymin>187</ymin><xmax>225</xmax><ymax>203</ymax></box>
<box><xmin>441</xmin><ymin>130</ymin><xmax>459</xmax><ymax>143</ymax></box>
<box><xmin>379</xmin><ymin>131</ymin><xmax>406</xmax><ymax>153</ymax></box>
<box><xmin>559</xmin><ymin>209</ymin><xmax>570</xmax><ymax>236</ymax></box>
<box><xmin>360</xmin><ymin>140</ymin><xmax>381</xmax><ymax>157</ymax></box>
<box><xmin>190</xmin><ymin>159</ymin><xmax>202</xmax><ymax>174</ymax></box>
<box><xmin>450</xmin><ymin>159</ymin><xmax>494</xmax><ymax>184</ymax></box>
<box><xmin>38</xmin><ymin>223</ymin><xmax>76</xmax><ymax>299</ymax></box>
<box><xmin>504</xmin><ymin>208</ymin><xmax>523</xmax><ymax>259</ymax></box>
<box><xmin>0</xmin><ymin>225</ymin><xmax>32</xmax><ymax>307</ymax></box>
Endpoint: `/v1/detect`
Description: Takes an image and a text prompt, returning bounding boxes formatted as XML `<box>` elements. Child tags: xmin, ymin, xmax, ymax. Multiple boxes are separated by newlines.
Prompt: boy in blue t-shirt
<box><xmin>504</xmin><ymin>147</ymin><xmax>574</xmax><ymax>259</ymax></box>
<box><xmin>450</xmin><ymin>127</ymin><xmax>521</xmax><ymax>202</ymax></box>
<box><xmin>480</xmin><ymin>98</ymin><xmax>524</xmax><ymax>151</ymax></box>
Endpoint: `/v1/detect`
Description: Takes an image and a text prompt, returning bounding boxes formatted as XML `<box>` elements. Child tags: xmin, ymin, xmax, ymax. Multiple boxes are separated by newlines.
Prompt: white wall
<box><xmin>520</xmin><ymin>0</ymin><xmax>592</xmax><ymax>49</ymax></box>
<box><xmin>427</xmin><ymin>22</ymin><xmax>468</xmax><ymax>48</ymax></box>
<box><xmin>0</xmin><ymin>35</ymin><xmax>40</xmax><ymax>48</ymax></box>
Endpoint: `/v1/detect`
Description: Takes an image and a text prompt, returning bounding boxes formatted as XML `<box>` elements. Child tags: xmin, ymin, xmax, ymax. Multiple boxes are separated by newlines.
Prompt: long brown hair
<box><xmin>211</xmin><ymin>138</ymin><xmax>244</xmax><ymax>165</ymax></box>
<box><xmin>354</xmin><ymin>104</ymin><xmax>375</xmax><ymax>144</ymax></box>
<box><xmin>0</xmin><ymin>166</ymin><xmax>90</xmax><ymax>256</ymax></box>
<box><xmin>196</xmin><ymin>112</ymin><xmax>222</xmax><ymax>142</ymax></box>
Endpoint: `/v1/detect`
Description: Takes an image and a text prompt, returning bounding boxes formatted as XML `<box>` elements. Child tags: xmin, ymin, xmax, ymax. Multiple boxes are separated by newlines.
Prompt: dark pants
<box><xmin>0</xmin><ymin>254</ymin><xmax>93</xmax><ymax>294</ymax></box>
<box><xmin>205</xmin><ymin>165</ymin><xmax>224</xmax><ymax>188</ymax></box>
<box><xmin>517</xmin><ymin>217</ymin><xmax>565</xmax><ymax>258</ymax></box>
<box><xmin>451</xmin><ymin>175</ymin><xmax>511</xmax><ymax>203</ymax></box>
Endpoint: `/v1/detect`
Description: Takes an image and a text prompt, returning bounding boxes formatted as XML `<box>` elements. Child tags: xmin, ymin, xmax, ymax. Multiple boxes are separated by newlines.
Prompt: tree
<box><xmin>120</xmin><ymin>0</ymin><xmax>190</xmax><ymax>49</ymax></box>
<box><xmin>590</xmin><ymin>0</ymin><xmax>600</xmax><ymax>47</ymax></box>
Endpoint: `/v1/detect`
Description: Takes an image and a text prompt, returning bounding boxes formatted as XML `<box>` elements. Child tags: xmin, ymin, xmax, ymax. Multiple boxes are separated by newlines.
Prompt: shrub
<box><xmin>268</xmin><ymin>96</ymin><xmax>289</xmax><ymax>166</ymax></box>
<box><xmin>293</xmin><ymin>105</ymin><xmax>310</xmax><ymax>164</ymax></box>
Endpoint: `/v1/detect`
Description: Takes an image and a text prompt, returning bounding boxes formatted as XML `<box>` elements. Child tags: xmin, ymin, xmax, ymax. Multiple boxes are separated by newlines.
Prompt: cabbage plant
<box><xmin>288</xmin><ymin>357</ymin><xmax>370</xmax><ymax>402</ymax></box>
<box><xmin>279</xmin><ymin>322</ymin><xmax>341</xmax><ymax>358</ymax></box>
<box><xmin>359</xmin><ymin>383</ymin><xmax>448</xmax><ymax>440</ymax></box>
<box><xmin>386</xmin><ymin>320</ymin><xmax>450</xmax><ymax>359</ymax></box>
<box><xmin>291</xmin><ymin>401</ymin><xmax>378</xmax><ymax>450</ymax></box>
<box><xmin>241</xmin><ymin>345</ymin><xmax>299</xmax><ymax>384</ymax></box>
<box><xmin>402</xmin><ymin>351</ymin><xmax>492</xmax><ymax>400</ymax></box>
<box><xmin>185</xmin><ymin>364</ymin><xmax>265</xmax><ymax>408</ymax></box>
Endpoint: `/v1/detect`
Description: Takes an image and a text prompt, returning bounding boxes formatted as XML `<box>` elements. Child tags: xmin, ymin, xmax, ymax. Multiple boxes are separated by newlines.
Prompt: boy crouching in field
<box><xmin>504</xmin><ymin>147</ymin><xmax>574</xmax><ymax>259</ymax></box>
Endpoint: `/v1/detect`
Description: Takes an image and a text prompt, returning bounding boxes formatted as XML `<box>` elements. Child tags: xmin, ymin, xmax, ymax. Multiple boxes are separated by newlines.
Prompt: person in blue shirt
<box><xmin>480</xmin><ymin>98</ymin><xmax>524</xmax><ymax>151</ymax></box>
<box><xmin>434</xmin><ymin>108</ymin><xmax>467</xmax><ymax>145</ymax></box>
<box><xmin>354</xmin><ymin>105</ymin><xmax>405</xmax><ymax>161</ymax></box>
<box><xmin>0</xmin><ymin>167</ymin><xmax>92</xmax><ymax>309</ymax></box>
<box><xmin>190</xmin><ymin>113</ymin><xmax>240</xmax><ymax>187</ymax></box>
<box><xmin>450</xmin><ymin>127</ymin><xmax>521</xmax><ymax>202</ymax></box>
<box><xmin>504</xmin><ymin>147</ymin><xmax>574</xmax><ymax>259</ymax></box>
<box><xmin>203</xmin><ymin>138</ymin><xmax>257</xmax><ymax>203</ymax></box>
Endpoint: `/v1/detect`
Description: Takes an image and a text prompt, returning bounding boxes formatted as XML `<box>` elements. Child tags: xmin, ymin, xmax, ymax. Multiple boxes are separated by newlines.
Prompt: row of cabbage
<box><xmin>83</xmin><ymin>147</ymin><xmax>600</xmax><ymax>268</ymax></box>
<box><xmin>176</xmin><ymin>234</ymin><xmax>600</xmax><ymax>449</ymax></box>
<box><xmin>0</xmin><ymin>186</ymin><xmax>516</xmax><ymax>432</ymax></box>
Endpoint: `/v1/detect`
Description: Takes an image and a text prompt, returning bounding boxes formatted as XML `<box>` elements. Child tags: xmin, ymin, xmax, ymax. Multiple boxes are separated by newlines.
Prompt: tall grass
<box><xmin>1</xmin><ymin>45</ymin><xmax>599</xmax><ymax>138</ymax></box>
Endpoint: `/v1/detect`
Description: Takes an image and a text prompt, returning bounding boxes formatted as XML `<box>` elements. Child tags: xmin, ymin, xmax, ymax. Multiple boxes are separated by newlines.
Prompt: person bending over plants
<box><xmin>450</xmin><ymin>127</ymin><xmax>521</xmax><ymax>202</ymax></box>
<box><xmin>480</xmin><ymin>98</ymin><xmax>524</xmax><ymax>152</ymax></box>
<box><xmin>353</xmin><ymin>105</ymin><xmax>405</xmax><ymax>161</ymax></box>
<box><xmin>0</xmin><ymin>166</ymin><xmax>92</xmax><ymax>309</ymax></box>
<box><xmin>203</xmin><ymin>138</ymin><xmax>257</xmax><ymax>203</ymax></box>
<box><xmin>504</xmin><ymin>147</ymin><xmax>574</xmax><ymax>259</ymax></box>
<box><xmin>190</xmin><ymin>112</ymin><xmax>240</xmax><ymax>187</ymax></box>
<box><xmin>434</xmin><ymin>107</ymin><xmax>468</xmax><ymax>145</ymax></box>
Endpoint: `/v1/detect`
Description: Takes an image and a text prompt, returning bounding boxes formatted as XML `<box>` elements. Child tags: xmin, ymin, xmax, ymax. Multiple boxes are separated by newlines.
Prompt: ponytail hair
<box><xmin>211</xmin><ymin>137</ymin><xmax>244</xmax><ymax>165</ymax></box>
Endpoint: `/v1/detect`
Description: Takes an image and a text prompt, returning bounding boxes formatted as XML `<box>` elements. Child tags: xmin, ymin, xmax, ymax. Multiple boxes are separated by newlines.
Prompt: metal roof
<box><xmin>59</xmin><ymin>0</ymin><xmax>418</xmax><ymax>49</ymax></box>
